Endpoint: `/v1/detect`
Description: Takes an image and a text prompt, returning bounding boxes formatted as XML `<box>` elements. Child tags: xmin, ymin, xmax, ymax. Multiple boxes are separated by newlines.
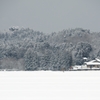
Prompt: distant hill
<box><xmin>0</xmin><ymin>27</ymin><xmax>100</xmax><ymax>71</ymax></box>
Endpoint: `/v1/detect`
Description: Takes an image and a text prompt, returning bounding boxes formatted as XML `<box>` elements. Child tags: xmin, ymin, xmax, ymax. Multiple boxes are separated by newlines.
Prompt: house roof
<box><xmin>85</xmin><ymin>58</ymin><xmax>100</xmax><ymax>65</ymax></box>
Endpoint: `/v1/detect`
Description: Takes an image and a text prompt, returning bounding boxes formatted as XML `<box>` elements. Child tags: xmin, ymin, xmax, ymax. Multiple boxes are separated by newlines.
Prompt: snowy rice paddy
<box><xmin>0</xmin><ymin>71</ymin><xmax>100</xmax><ymax>100</ymax></box>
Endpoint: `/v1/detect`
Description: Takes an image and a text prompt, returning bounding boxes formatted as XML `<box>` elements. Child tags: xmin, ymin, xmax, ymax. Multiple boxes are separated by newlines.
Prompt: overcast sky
<box><xmin>0</xmin><ymin>0</ymin><xmax>100</xmax><ymax>33</ymax></box>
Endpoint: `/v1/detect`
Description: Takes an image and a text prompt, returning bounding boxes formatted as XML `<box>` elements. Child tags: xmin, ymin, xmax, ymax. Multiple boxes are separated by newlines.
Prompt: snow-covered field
<box><xmin>0</xmin><ymin>71</ymin><xmax>100</xmax><ymax>100</ymax></box>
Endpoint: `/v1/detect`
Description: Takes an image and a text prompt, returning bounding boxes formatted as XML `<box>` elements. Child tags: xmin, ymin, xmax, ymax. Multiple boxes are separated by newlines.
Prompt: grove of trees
<box><xmin>0</xmin><ymin>27</ymin><xmax>100</xmax><ymax>71</ymax></box>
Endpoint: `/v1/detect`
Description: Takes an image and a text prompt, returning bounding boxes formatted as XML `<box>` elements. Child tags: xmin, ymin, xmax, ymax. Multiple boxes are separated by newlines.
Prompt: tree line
<box><xmin>0</xmin><ymin>27</ymin><xmax>100</xmax><ymax>70</ymax></box>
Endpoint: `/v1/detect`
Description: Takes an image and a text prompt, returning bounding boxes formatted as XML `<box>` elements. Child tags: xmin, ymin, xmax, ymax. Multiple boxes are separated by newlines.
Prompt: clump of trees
<box><xmin>0</xmin><ymin>27</ymin><xmax>100</xmax><ymax>71</ymax></box>
<box><xmin>73</xmin><ymin>42</ymin><xmax>92</xmax><ymax>65</ymax></box>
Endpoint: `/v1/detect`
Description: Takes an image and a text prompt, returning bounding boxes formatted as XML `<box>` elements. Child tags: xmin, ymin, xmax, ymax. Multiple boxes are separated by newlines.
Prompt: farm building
<box><xmin>85</xmin><ymin>58</ymin><xmax>100</xmax><ymax>69</ymax></box>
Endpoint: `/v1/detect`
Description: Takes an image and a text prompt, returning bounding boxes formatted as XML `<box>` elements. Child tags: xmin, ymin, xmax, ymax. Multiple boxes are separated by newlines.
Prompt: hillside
<box><xmin>0</xmin><ymin>27</ymin><xmax>100</xmax><ymax>70</ymax></box>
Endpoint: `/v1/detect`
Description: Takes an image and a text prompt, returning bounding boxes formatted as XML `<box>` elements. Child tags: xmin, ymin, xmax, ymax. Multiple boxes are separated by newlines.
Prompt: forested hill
<box><xmin>0</xmin><ymin>27</ymin><xmax>100</xmax><ymax>71</ymax></box>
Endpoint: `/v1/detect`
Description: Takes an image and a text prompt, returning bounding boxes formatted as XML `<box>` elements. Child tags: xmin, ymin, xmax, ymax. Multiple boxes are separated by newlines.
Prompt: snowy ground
<box><xmin>0</xmin><ymin>71</ymin><xmax>100</xmax><ymax>100</ymax></box>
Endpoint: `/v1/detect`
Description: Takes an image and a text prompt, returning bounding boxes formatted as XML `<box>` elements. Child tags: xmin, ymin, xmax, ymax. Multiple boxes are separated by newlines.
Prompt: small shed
<box><xmin>73</xmin><ymin>65</ymin><xmax>82</xmax><ymax>70</ymax></box>
<box><xmin>85</xmin><ymin>58</ymin><xmax>100</xmax><ymax>69</ymax></box>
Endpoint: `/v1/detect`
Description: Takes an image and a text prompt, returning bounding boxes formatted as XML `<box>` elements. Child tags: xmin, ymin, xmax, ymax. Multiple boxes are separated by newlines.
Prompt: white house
<box><xmin>84</xmin><ymin>58</ymin><xmax>100</xmax><ymax>69</ymax></box>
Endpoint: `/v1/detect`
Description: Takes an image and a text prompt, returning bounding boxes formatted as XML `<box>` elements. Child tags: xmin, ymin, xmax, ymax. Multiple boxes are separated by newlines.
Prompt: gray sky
<box><xmin>0</xmin><ymin>0</ymin><xmax>100</xmax><ymax>34</ymax></box>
